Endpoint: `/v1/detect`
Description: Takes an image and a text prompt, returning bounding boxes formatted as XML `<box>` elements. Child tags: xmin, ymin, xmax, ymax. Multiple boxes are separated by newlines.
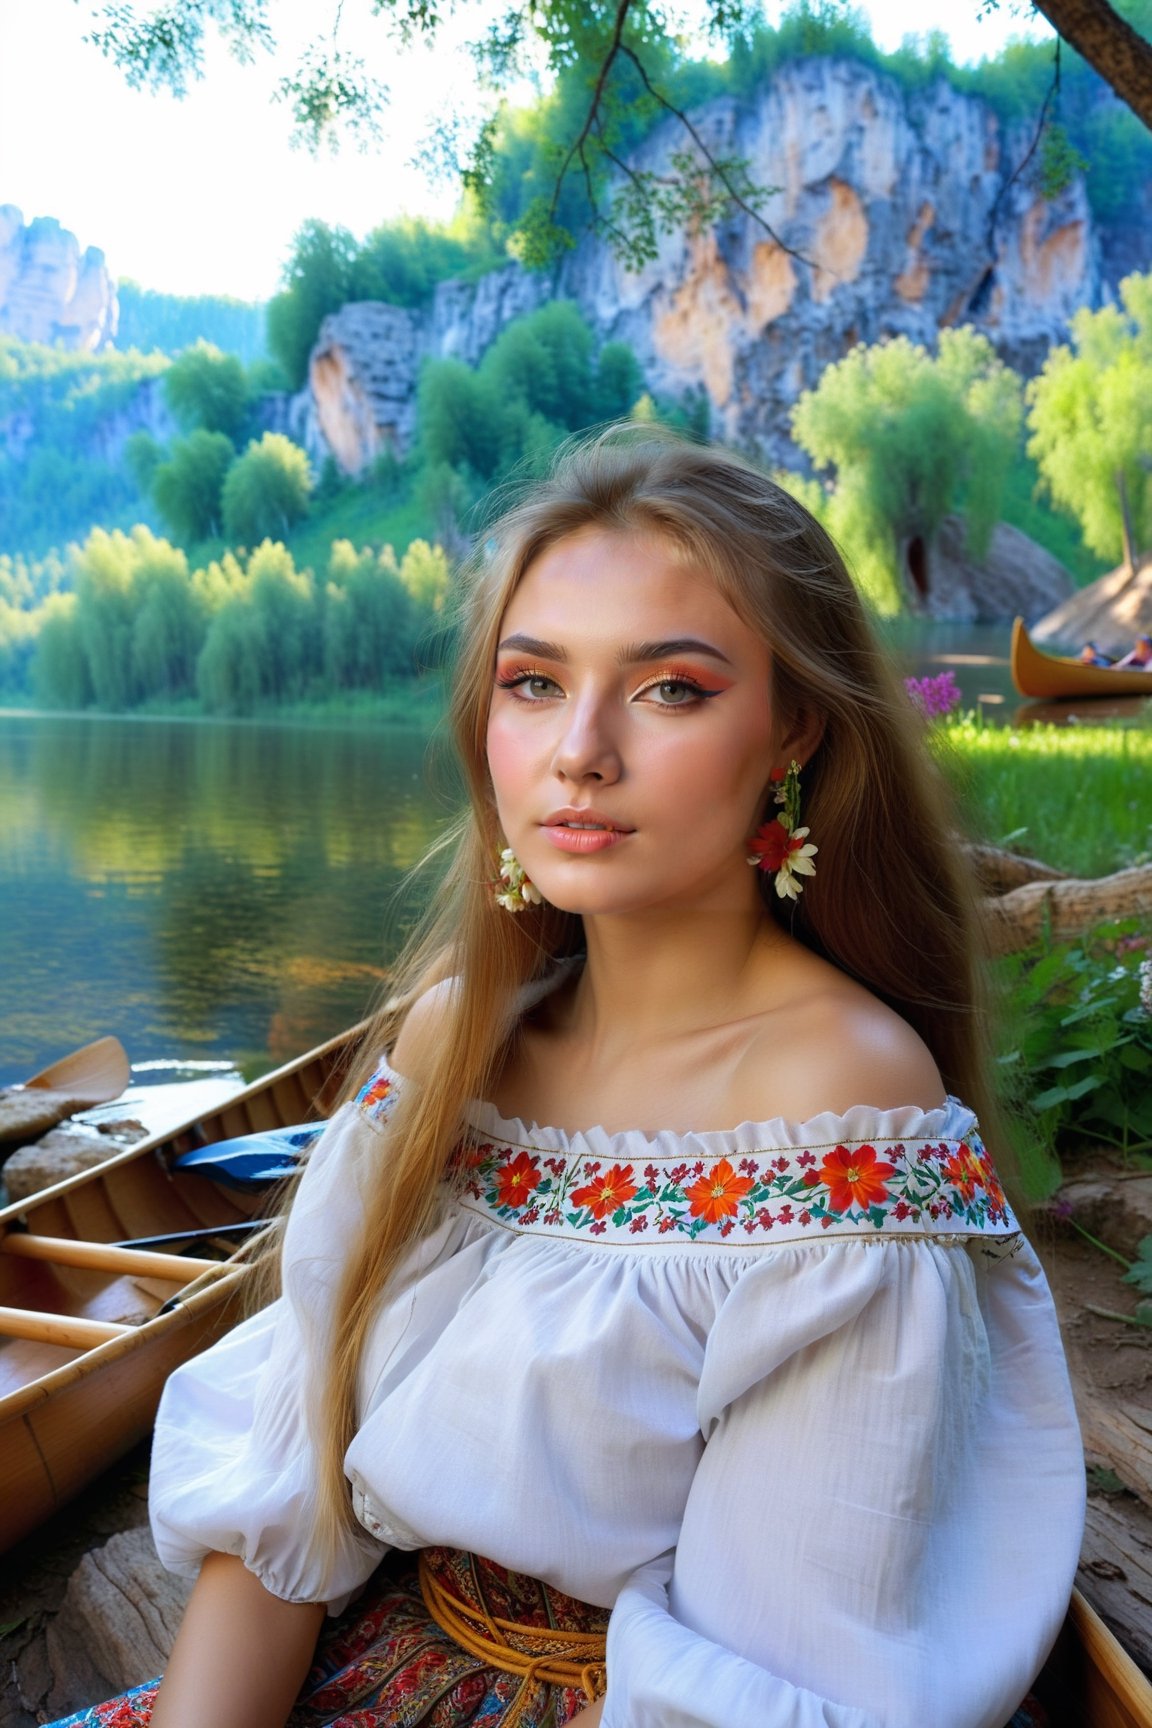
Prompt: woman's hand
<box><xmin>567</xmin><ymin>1699</ymin><xmax>605</xmax><ymax>1726</ymax></box>
<box><xmin>150</xmin><ymin>1551</ymin><xmax>326</xmax><ymax>1728</ymax></box>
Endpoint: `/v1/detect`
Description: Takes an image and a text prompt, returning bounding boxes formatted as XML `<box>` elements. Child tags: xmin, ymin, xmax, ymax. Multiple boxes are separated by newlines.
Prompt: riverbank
<box><xmin>0</xmin><ymin>676</ymin><xmax>447</xmax><ymax>731</ymax></box>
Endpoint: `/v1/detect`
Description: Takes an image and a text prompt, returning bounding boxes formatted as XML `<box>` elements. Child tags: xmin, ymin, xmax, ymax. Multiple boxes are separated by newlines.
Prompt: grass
<box><xmin>285</xmin><ymin>488</ymin><xmax>435</xmax><ymax>573</ymax></box>
<box><xmin>934</xmin><ymin>711</ymin><xmax>1152</xmax><ymax>876</ymax></box>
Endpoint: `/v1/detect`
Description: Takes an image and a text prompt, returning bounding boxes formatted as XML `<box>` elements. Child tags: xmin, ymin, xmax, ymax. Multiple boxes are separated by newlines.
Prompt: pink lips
<box><xmin>540</xmin><ymin>809</ymin><xmax>634</xmax><ymax>854</ymax></box>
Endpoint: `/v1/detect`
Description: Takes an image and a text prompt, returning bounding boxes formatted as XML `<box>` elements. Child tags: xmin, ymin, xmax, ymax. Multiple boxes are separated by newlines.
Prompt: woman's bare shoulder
<box><xmin>387</xmin><ymin>978</ymin><xmax>457</xmax><ymax>1082</ymax></box>
<box><xmin>731</xmin><ymin>961</ymin><xmax>945</xmax><ymax>1126</ymax></box>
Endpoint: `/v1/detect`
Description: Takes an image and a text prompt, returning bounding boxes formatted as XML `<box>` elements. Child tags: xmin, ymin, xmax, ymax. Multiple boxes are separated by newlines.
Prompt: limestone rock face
<box><xmin>1031</xmin><ymin>557</ymin><xmax>1152</xmax><ymax>656</ymax></box>
<box><xmin>0</xmin><ymin>207</ymin><xmax>117</xmax><ymax>351</ymax></box>
<box><xmin>296</xmin><ymin>57</ymin><xmax>1137</xmax><ymax>477</ymax></box>
<box><xmin>908</xmin><ymin>515</ymin><xmax>1076</xmax><ymax>623</ymax></box>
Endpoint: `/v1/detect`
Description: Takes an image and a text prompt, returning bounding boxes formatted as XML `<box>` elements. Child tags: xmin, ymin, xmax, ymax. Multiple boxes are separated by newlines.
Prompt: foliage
<box><xmin>0</xmin><ymin>337</ymin><xmax>166</xmax><ymax>556</ymax></box>
<box><xmin>163</xmin><ymin>341</ymin><xmax>253</xmax><ymax>441</ymax></box>
<box><xmin>994</xmin><ymin>925</ymin><xmax>1152</xmax><ymax>1195</ymax></box>
<box><xmin>152</xmin><ymin>429</ymin><xmax>235</xmax><ymax>542</ymax></box>
<box><xmin>266</xmin><ymin>219</ymin><xmax>358</xmax><ymax>389</ymax></box>
<box><xmin>790</xmin><ymin>329</ymin><xmax>1023</xmax><ymax>613</ymax></box>
<box><xmin>220</xmin><ymin>433</ymin><xmax>313</xmax><ymax>544</ymax></box>
<box><xmin>74</xmin><ymin>0</ymin><xmax>1152</xmax><ymax>279</ymax></box>
<box><xmin>25</xmin><ymin>523</ymin><xmax>452</xmax><ymax>715</ymax></box>
<box><xmin>115</xmin><ymin>280</ymin><xmax>268</xmax><ymax>363</ymax></box>
<box><xmin>418</xmin><ymin>300</ymin><xmax>648</xmax><ymax>486</ymax></box>
<box><xmin>1026</xmin><ymin>270</ymin><xmax>1152</xmax><ymax>563</ymax></box>
<box><xmin>323</xmin><ymin>541</ymin><xmax>415</xmax><ymax>688</ymax></box>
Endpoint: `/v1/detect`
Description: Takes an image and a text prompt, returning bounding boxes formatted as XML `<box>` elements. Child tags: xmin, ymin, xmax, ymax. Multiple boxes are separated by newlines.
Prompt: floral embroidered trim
<box><xmin>354</xmin><ymin>1062</ymin><xmax>1017</xmax><ymax>1247</ymax></box>
<box><xmin>452</xmin><ymin>1131</ymin><xmax>1015</xmax><ymax>1245</ymax></box>
<box><xmin>356</xmin><ymin>1071</ymin><xmax>397</xmax><ymax>1116</ymax></box>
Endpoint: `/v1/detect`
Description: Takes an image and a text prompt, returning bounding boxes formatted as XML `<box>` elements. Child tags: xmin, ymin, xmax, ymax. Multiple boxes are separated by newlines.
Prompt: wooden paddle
<box><xmin>0</xmin><ymin>1037</ymin><xmax>131</xmax><ymax>1146</ymax></box>
<box><xmin>22</xmin><ymin>1037</ymin><xmax>130</xmax><ymax>1104</ymax></box>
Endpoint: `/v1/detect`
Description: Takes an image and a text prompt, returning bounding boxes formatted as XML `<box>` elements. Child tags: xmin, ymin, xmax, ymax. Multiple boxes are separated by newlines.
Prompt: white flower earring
<box><xmin>493</xmin><ymin>847</ymin><xmax>544</xmax><ymax>914</ymax></box>
<box><xmin>746</xmin><ymin>760</ymin><xmax>818</xmax><ymax>901</ymax></box>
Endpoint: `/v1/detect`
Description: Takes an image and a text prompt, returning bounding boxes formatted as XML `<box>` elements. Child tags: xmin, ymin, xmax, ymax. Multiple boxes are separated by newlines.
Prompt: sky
<box><xmin>0</xmin><ymin>0</ymin><xmax>1055</xmax><ymax>304</ymax></box>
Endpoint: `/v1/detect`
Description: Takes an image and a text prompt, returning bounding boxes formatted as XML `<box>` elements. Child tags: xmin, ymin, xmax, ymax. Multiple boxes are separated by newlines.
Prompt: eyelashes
<box><xmin>493</xmin><ymin>667</ymin><xmax>725</xmax><ymax>708</ymax></box>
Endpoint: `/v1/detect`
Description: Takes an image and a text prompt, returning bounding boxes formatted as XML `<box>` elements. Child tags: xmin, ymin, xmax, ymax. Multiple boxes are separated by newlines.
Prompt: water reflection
<box><xmin>0</xmin><ymin>713</ymin><xmax>456</xmax><ymax>1087</ymax></box>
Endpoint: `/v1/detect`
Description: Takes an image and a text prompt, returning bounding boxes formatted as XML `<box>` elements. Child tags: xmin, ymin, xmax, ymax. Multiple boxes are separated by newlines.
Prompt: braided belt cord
<box><xmin>417</xmin><ymin>1549</ymin><xmax>608</xmax><ymax>1717</ymax></box>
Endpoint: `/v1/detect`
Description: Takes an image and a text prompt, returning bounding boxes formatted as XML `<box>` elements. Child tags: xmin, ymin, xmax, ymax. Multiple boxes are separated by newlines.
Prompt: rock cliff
<box><xmin>299</xmin><ymin>56</ymin><xmax>1140</xmax><ymax>476</ymax></box>
<box><xmin>0</xmin><ymin>207</ymin><xmax>117</xmax><ymax>351</ymax></box>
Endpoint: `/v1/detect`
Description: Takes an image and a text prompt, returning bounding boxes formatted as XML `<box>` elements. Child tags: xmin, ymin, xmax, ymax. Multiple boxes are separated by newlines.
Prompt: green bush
<box><xmin>152</xmin><ymin>430</ymin><xmax>235</xmax><ymax>542</ymax></box>
<box><xmin>221</xmin><ymin>434</ymin><xmax>313</xmax><ymax>544</ymax></box>
<box><xmin>995</xmin><ymin>926</ymin><xmax>1152</xmax><ymax>1196</ymax></box>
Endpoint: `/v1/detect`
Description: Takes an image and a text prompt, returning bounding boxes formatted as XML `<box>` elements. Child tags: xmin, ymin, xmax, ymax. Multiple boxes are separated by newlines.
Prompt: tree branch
<box><xmin>617</xmin><ymin>40</ymin><xmax>814</xmax><ymax>269</ymax></box>
<box><xmin>1031</xmin><ymin>0</ymin><xmax>1152</xmax><ymax>130</ymax></box>
<box><xmin>548</xmin><ymin>0</ymin><xmax>633</xmax><ymax>224</ymax></box>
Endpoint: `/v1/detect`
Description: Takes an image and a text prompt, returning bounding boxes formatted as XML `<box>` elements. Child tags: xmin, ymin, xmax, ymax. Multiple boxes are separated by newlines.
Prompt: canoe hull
<box><xmin>0</xmin><ymin>1022</ymin><xmax>361</xmax><ymax>1553</ymax></box>
<box><xmin>1012</xmin><ymin>617</ymin><xmax>1152</xmax><ymax>700</ymax></box>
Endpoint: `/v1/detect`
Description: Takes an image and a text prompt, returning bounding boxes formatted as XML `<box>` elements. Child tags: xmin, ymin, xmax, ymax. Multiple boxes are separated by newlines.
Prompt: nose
<box><xmin>550</xmin><ymin>693</ymin><xmax>622</xmax><ymax>786</ymax></box>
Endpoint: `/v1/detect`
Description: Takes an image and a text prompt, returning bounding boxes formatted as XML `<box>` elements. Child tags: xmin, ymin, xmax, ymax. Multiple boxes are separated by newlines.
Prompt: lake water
<box><xmin>0</xmin><ymin>619</ymin><xmax>1076</xmax><ymax>1099</ymax></box>
<box><xmin>0</xmin><ymin>711</ymin><xmax>456</xmax><ymax>1094</ymax></box>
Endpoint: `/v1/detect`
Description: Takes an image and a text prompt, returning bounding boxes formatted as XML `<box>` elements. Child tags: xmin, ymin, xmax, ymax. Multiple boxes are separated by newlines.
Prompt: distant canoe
<box><xmin>0</xmin><ymin>1021</ymin><xmax>362</xmax><ymax>1553</ymax></box>
<box><xmin>1012</xmin><ymin>616</ymin><xmax>1152</xmax><ymax>699</ymax></box>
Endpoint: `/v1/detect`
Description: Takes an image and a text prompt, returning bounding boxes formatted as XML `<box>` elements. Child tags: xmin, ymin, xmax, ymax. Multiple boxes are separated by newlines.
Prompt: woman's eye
<box><xmin>497</xmin><ymin>671</ymin><xmax>562</xmax><ymax>699</ymax></box>
<box><xmin>639</xmin><ymin>678</ymin><xmax>703</xmax><ymax>707</ymax></box>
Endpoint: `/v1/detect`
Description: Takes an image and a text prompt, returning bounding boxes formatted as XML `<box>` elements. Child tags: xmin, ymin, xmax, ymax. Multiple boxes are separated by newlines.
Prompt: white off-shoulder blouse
<box><xmin>149</xmin><ymin>1062</ymin><xmax>1085</xmax><ymax>1728</ymax></box>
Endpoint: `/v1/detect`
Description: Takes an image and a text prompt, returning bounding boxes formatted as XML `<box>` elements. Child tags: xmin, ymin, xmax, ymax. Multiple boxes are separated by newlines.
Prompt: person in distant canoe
<box><xmin>1078</xmin><ymin>641</ymin><xmax>1114</xmax><ymax>666</ymax></box>
<box><xmin>52</xmin><ymin>429</ymin><xmax>1083</xmax><ymax>1728</ymax></box>
<box><xmin>1115</xmin><ymin>634</ymin><xmax>1152</xmax><ymax>669</ymax></box>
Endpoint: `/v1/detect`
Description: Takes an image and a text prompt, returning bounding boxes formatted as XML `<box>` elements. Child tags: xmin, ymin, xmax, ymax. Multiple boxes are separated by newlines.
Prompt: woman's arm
<box><xmin>567</xmin><ymin>1701</ymin><xmax>605</xmax><ymax>1726</ymax></box>
<box><xmin>151</xmin><ymin>1552</ymin><xmax>326</xmax><ymax>1728</ymax></box>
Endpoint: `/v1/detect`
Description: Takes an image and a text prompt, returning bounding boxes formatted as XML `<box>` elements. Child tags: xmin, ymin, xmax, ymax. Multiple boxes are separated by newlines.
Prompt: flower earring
<box><xmin>494</xmin><ymin>847</ymin><xmax>544</xmax><ymax>914</ymax></box>
<box><xmin>746</xmin><ymin>759</ymin><xmax>818</xmax><ymax>900</ymax></box>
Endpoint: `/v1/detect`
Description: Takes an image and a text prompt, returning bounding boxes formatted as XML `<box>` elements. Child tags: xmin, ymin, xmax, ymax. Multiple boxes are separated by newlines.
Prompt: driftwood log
<box><xmin>962</xmin><ymin>844</ymin><xmax>1152</xmax><ymax>955</ymax></box>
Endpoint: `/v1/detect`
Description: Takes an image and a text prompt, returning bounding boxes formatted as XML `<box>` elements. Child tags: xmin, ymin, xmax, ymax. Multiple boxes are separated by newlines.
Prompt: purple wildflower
<box><xmin>905</xmin><ymin>670</ymin><xmax>963</xmax><ymax>719</ymax></box>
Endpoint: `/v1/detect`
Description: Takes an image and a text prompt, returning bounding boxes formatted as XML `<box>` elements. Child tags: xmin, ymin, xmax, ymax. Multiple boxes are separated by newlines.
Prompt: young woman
<box><xmin>56</xmin><ymin>429</ymin><xmax>1083</xmax><ymax>1728</ymax></box>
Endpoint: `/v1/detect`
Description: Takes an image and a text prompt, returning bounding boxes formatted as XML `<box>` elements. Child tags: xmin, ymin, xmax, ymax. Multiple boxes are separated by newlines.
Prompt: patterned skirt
<box><xmin>47</xmin><ymin>1547</ymin><xmax>609</xmax><ymax>1728</ymax></box>
<box><xmin>47</xmin><ymin>1544</ymin><xmax>1049</xmax><ymax>1728</ymax></box>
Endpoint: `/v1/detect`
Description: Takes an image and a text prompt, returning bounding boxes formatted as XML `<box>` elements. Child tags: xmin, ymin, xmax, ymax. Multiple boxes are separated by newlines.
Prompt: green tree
<box><xmin>266</xmin><ymin>220</ymin><xmax>356</xmax><ymax>389</ymax></box>
<box><xmin>1026</xmin><ymin>271</ymin><xmax>1152</xmax><ymax>565</ymax></box>
<box><xmin>130</xmin><ymin>538</ymin><xmax>205</xmax><ymax>701</ymax></box>
<box><xmin>323</xmin><ymin>541</ymin><xmax>414</xmax><ymax>688</ymax></box>
<box><xmin>34</xmin><ymin>592</ymin><xmax>92</xmax><ymax>709</ymax></box>
<box><xmin>418</xmin><ymin>358</ymin><xmax>505</xmax><ymax>478</ymax></box>
<box><xmin>398</xmin><ymin>539</ymin><xmax>452</xmax><ymax>616</ymax></box>
<box><xmin>221</xmin><ymin>434</ymin><xmax>313</xmax><ymax>544</ymax></box>
<box><xmin>152</xmin><ymin>429</ymin><xmax>235</xmax><ymax>542</ymax></box>
<box><xmin>196</xmin><ymin>600</ymin><xmax>266</xmax><ymax>716</ymax></box>
<box><xmin>163</xmin><ymin>340</ymin><xmax>252</xmax><ymax>441</ymax></box>
<box><xmin>246</xmin><ymin>540</ymin><xmax>318</xmax><ymax>701</ymax></box>
<box><xmin>72</xmin><ymin>529</ymin><xmax>141</xmax><ymax>709</ymax></box>
<box><xmin>195</xmin><ymin>542</ymin><xmax>319</xmax><ymax>713</ymax></box>
<box><xmin>124</xmin><ymin>429</ymin><xmax>164</xmax><ymax>493</ymax></box>
<box><xmin>791</xmin><ymin>328</ymin><xmax>1023</xmax><ymax>613</ymax></box>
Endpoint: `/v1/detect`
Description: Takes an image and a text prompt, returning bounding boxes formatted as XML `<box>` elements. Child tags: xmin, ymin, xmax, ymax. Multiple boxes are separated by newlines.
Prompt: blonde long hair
<box><xmin>310</xmin><ymin>425</ymin><xmax>1002</xmax><ymax>1564</ymax></box>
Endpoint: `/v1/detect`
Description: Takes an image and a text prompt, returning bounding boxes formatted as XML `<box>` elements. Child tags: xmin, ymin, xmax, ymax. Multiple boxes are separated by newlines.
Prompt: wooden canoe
<box><xmin>1012</xmin><ymin>617</ymin><xmax>1152</xmax><ymax>700</ymax></box>
<box><xmin>0</xmin><ymin>1021</ymin><xmax>362</xmax><ymax>1554</ymax></box>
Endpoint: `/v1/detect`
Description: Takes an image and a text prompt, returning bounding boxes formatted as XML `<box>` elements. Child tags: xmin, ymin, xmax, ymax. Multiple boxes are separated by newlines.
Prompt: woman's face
<box><xmin>486</xmin><ymin>526</ymin><xmax>790</xmax><ymax>919</ymax></box>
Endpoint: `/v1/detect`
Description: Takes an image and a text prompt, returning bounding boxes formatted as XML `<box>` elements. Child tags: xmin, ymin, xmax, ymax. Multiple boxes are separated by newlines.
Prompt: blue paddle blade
<box><xmin>173</xmin><ymin>1122</ymin><xmax>328</xmax><ymax>1189</ymax></box>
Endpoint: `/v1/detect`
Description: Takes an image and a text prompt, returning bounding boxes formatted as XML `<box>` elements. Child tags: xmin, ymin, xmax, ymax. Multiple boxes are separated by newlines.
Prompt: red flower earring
<box><xmin>746</xmin><ymin>760</ymin><xmax>818</xmax><ymax>900</ymax></box>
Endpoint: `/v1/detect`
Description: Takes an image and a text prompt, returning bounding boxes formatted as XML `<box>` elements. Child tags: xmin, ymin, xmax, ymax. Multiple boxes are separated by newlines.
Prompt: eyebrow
<box><xmin>496</xmin><ymin>633</ymin><xmax>734</xmax><ymax>668</ymax></box>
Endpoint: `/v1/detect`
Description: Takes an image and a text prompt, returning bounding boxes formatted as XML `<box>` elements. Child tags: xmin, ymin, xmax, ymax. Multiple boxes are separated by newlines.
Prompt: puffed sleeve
<box><xmin>148</xmin><ymin>1071</ymin><xmax>399</xmax><ymax>1611</ymax></box>
<box><xmin>602</xmin><ymin>1234</ymin><xmax>1084</xmax><ymax>1728</ymax></box>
